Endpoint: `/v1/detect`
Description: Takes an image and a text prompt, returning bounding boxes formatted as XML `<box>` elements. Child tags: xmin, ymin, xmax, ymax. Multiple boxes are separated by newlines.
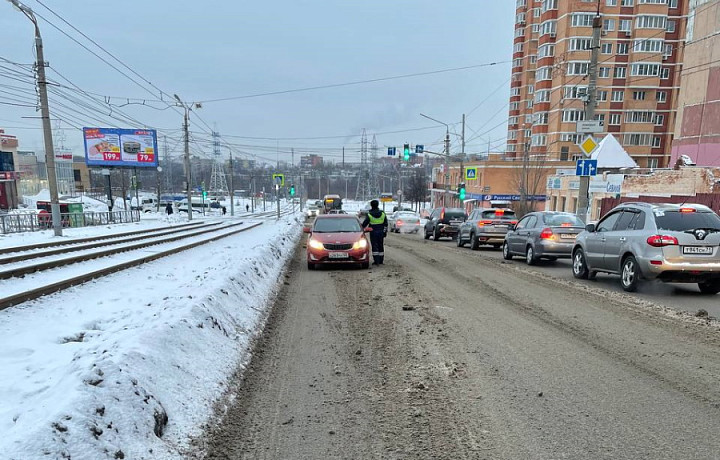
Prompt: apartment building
<box><xmin>508</xmin><ymin>0</ymin><xmax>688</xmax><ymax>168</ymax></box>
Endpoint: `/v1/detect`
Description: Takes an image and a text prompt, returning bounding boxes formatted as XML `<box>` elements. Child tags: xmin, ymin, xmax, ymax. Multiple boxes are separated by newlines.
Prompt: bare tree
<box><xmin>512</xmin><ymin>144</ymin><xmax>550</xmax><ymax>218</ymax></box>
<box><xmin>405</xmin><ymin>169</ymin><xmax>428</xmax><ymax>211</ymax></box>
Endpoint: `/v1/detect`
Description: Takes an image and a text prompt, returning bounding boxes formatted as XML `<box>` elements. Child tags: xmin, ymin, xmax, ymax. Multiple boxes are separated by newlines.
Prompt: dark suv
<box><xmin>424</xmin><ymin>207</ymin><xmax>468</xmax><ymax>240</ymax></box>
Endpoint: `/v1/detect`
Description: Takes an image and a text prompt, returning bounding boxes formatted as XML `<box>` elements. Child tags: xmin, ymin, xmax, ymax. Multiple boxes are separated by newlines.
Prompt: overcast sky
<box><xmin>0</xmin><ymin>0</ymin><xmax>514</xmax><ymax>165</ymax></box>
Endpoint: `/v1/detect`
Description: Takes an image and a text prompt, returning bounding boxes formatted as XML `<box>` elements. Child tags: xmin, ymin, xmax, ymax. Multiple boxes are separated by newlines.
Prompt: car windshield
<box><xmin>313</xmin><ymin>218</ymin><xmax>362</xmax><ymax>233</ymax></box>
<box><xmin>654</xmin><ymin>210</ymin><xmax>720</xmax><ymax>231</ymax></box>
<box><xmin>481</xmin><ymin>210</ymin><xmax>516</xmax><ymax>220</ymax></box>
<box><xmin>544</xmin><ymin>213</ymin><xmax>584</xmax><ymax>226</ymax></box>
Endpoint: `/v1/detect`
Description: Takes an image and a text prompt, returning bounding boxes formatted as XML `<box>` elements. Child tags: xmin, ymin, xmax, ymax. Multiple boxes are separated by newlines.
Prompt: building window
<box><xmin>648</xmin><ymin>157</ymin><xmax>659</xmax><ymax>168</ymax></box>
<box><xmin>606</xmin><ymin>0</ymin><xmax>617</xmax><ymax>5</ymax></box>
<box><xmin>599</xmin><ymin>67</ymin><xmax>611</xmax><ymax>78</ymax></box>
<box><xmin>561</xmin><ymin>133</ymin><xmax>582</xmax><ymax>143</ymax></box>
<box><xmin>597</xmin><ymin>90</ymin><xmax>608</xmax><ymax>101</ymax></box>
<box><xmin>625</xmin><ymin>111</ymin><xmax>654</xmax><ymax>123</ymax></box>
<box><xmin>631</xmin><ymin>63</ymin><xmax>661</xmax><ymax>77</ymax></box>
<box><xmin>669</xmin><ymin>0</ymin><xmax>678</xmax><ymax>7</ymax></box>
<box><xmin>569</xmin><ymin>38</ymin><xmax>592</xmax><ymax>51</ymax></box>
<box><xmin>541</xmin><ymin>20</ymin><xmax>557</xmax><ymax>36</ymax></box>
<box><xmin>532</xmin><ymin>23</ymin><xmax>540</xmax><ymax>33</ymax></box>
<box><xmin>633</xmin><ymin>39</ymin><xmax>664</xmax><ymax>53</ymax></box>
<box><xmin>623</xmin><ymin>133</ymin><xmax>653</xmax><ymax>146</ymax></box>
<box><xmin>511</xmin><ymin>87</ymin><xmax>521</xmax><ymax>97</ymax></box>
<box><xmin>514</xmin><ymin>43</ymin><xmax>524</xmax><ymax>53</ymax></box>
<box><xmin>614</xmin><ymin>66</ymin><xmax>627</xmax><ymax>78</ymax></box>
<box><xmin>656</xmin><ymin>91</ymin><xmax>667</xmax><ymax>103</ymax></box>
<box><xmin>526</xmin><ymin>99</ymin><xmax>534</xmax><ymax>109</ymax></box>
<box><xmin>535</xmin><ymin>89</ymin><xmax>551</xmax><ymax>102</ymax></box>
<box><xmin>560</xmin><ymin>147</ymin><xmax>569</xmax><ymax>161</ymax></box>
<box><xmin>531</xmin><ymin>134</ymin><xmax>547</xmax><ymax>146</ymax></box>
<box><xmin>601</xmin><ymin>43</ymin><xmax>613</xmax><ymax>54</ymax></box>
<box><xmin>508</xmin><ymin>130</ymin><xmax>518</xmax><ymax>140</ymax></box>
<box><xmin>612</xmin><ymin>90</ymin><xmax>624</xmax><ymax>102</ymax></box>
<box><xmin>633</xmin><ymin>90</ymin><xmax>647</xmax><ymax>100</ymax></box>
<box><xmin>533</xmin><ymin>8</ymin><xmax>541</xmax><ymax>18</ymax></box>
<box><xmin>661</xmin><ymin>67</ymin><xmax>671</xmax><ymax>79</ymax></box>
<box><xmin>510</xmin><ymin>102</ymin><xmax>520</xmax><ymax>110</ymax></box>
<box><xmin>541</xmin><ymin>0</ymin><xmax>558</xmax><ymax>12</ymax></box>
<box><xmin>652</xmin><ymin>136</ymin><xmax>662</xmax><ymax>148</ymax></box>
<box><xmin>525</xmin><ymin>114</ymin><xmax>533</xmax><ymax>124</ymax></box>
<box><xmin>536</xmin><ymin>66</ymin><xmax>552</xmax><ymax>81</ymax></box>
<box><xmin>515</xmin><ymin>28</ymin><xmax>526</xmax><ymax>38</ymax></box>
<box><xmin>617</xmin><ymin>42</ymin><xmax>629</xmax><ymax>55</ymax></box>
<box><xmin>538</xmin><ymin>44</ymin><xmax>555</xmax><ymax>58</ymax></box>
<box><xmin>636</xmin><ymin>15</ymin><xmax>667</xmax><ymax>30</ymax></box>
<box><xmin>619</xmin><ymin>19</ymin><xmax>632</xmax><ymax>32</ymax></box>
<box><xmin>529</xmin><ymin>55</ymin><xmax>537</xmax><ymax>64</ymax></box>
<box><xmin>562</xmin><ymin>110</ymin><xmax>585</xmax><ymax>122</ymax></box>
<box><xmin>567</xmin><ymin>61</ymin><xmax>590</xmax><ymax>75</ymax></box>
<box><xmin>663</xmin><ymin>44</ymin><xmax>673</xmax><ymax>58</ymax></box>
<box><xmin>564</xmin><ymin>85</ymin><xmax>588</xmax><ymax>99</ymax></box>
<box><xmin>509</xmin><ymin>116</ymin><xmax>519</xmax><ymax>125</ymax></box>
<box><xmin>667</xmin><ymin>20</ymin><xmax>676</xmax><ymax>33</ymax></box>
<box><xmin>534</xmin><ymin>112</ymin><xmax>549</xmax><ymax>124</ymax></box>
<box><xmin>603</xmin><ymin>19</ymin><xmax>616</xmax><ymax>31</ymax></box>
<box><xmin>506</xmin><ymin>144</ymin><xmax>517</xmax><ymax>152</ymax></box>
<box><xmin>621</xmin><ymin>0</ymin><xmax>634</xmax><ymax>5</ymax></box>
<box><xmin>571</xmin><ymin>13</ymin><xmax>595</xmax><ymax>27</ymax></box>
<box><xmin>609</xmin><ymin>113</ymin><xmax>622</xmax><ymax>125</ymax></box>
<box><xmin>654</xmin><ymin>114</ymin><xmax>665</xmax><ymax>126</ymax></box>
<box><xmin>525</xmin><ymin>129</ymin><xmax>532</xmax><ymax>138</ymax></box>
<box><xmin>528</xmin><ymin>84</ymin><xmax>534</xmax><ymax>94</ymax></box>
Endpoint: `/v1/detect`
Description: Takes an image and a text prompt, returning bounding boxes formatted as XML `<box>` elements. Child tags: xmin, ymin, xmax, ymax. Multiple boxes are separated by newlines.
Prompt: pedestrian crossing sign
<box><xmin>465</xmin><ymin>167</ymin><xmax>478</xmax><ymax>181</ymax></box>
<box><xmin>272</xmin><ymin>174</ymin><xmax>285</xmax><ymax>186</ymax></box>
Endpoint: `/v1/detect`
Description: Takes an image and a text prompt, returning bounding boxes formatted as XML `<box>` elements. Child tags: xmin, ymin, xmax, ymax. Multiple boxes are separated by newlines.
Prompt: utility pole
<box><xmin>175</xmin><ymin>95</ymin><xmax>193</xmax><ymax>221</ymax></box>
<box><xmin>228</xmin><ymin>148</ymin><xmax>234</xmax><ymax>216</ymax></box>
<box><xmin>9</xmin><ymin>0</ymin><xmax>62</xmax><ymax>235</ymax></box>
<box><xmin>444</xmin><ymin>130</ymin><xmax>450</xmax><ymax>207</ymax></box>
<box><xmin>460</xmin><ymin>113</ymin><xmax>466</xmax><ymax>208</ymax></box>
<box><xmin>577</xmin><ymin>4</ymin><xmax>601</xmax><ymax>222</ymax></box>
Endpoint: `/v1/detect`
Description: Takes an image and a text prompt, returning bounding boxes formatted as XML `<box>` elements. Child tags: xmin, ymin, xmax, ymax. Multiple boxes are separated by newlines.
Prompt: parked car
<box><xmin>457</xmin><ymin>208</ymin><xmax>516</xmax><ymax>249</ymax></box>
<box><xmin>304</xmin><ymin>214</ymin><xmax>370</xmax><ymax>270</ymax></box>
<box><xmin>424</xmin><ymin>207</ymin><xmax>468</xmax><ymax>240</ymax></box>
<box><xmin>502</xmin><ymin>211</ymin><xmax>585</xmax><ymax>264</ymax></box>
<box><xmin>306</xmin><ymin>204</ymin><xmax>320</xmax><ymax>218</ymax></box>
<box><xmin>388</xmin><ymin>211</ymin><xmax>422</xmax><ymax>233</ymax></box>
<box><xmin>572</xmin><ymin>202</ymin><xmax>720</xmax><ymax>293</ymax></box>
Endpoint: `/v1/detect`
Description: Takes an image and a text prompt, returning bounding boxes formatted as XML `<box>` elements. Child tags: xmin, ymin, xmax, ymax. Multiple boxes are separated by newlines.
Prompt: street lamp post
<box><xmin>174</xmin><ymin>95</ymin><xmax>197</xmax><ymax>221</ymax></box>
<box><xmin>8</xmin><ymin>0</ymin><xmax>62</xmax><ymax>236</ymax></box>
<box><xmin>420</xmin><ymin>113</ymin><xmax>451</xmax><ymax>206</ymax></box>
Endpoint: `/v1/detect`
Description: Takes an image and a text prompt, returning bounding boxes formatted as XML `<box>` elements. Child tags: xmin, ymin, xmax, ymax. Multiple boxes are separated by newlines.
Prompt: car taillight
<box><xmin>397</xmin><ymin>220</ymin><xmax>404</xmax><ymax>226</ymax></box>
<box><xmin>440</xmin><ymin>209</ymin><xmax>445</xmax><ymax>221</ymax></box>
<box><xmin>509</xmin><ymin>220</ymin><xmax>518</xmax><ymax>225</ymax></box>
<box><xmin>495</xmin><ymin>210</ymin><xmax>504</xmax><ymax>216</ymax></box>
<box><xmin>646</xmin><ymin>235</ymin><xmax>679</xmax><ymax>247</ymax></box>
<box><xmin>560</xmin><ymin>222</ymin><xmax>573</xmax><ymax>227</ymax></box>
<box><xmin>477</xmin><ymin>220</ymin><xmax>493</xmax><ymax>227</ymax></box>
<box><xmin>679</xmin><ymin>207</ymin><xmax>696</xmax><ymax>213</ymax></box>
<box><xmin>539</xmin><ymin>228</ymin><xmax>555</xmax><ymax>240</ymax></box>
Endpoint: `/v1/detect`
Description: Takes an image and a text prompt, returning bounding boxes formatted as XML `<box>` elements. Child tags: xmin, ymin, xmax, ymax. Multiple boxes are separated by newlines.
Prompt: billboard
<box><xmin>83</xmin><ymin>128</ymin><xmax>159</xmax><ymax>168</ymax></box>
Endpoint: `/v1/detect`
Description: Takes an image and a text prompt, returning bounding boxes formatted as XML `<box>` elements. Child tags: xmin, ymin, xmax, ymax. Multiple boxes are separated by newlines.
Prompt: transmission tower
<box><xmin>355</xmin><ymin>128</ymin><xmax>371</xmax><ymax>202</ymax></box>
<box><xmin>369</xmin><ymin>135</ymin><xmax>380</xmax><ymax>199</ymax></box>
<box><xmin>209</xmin><ymin>130</ymin><xmax>229</xmax><ymax>197</ymax></box>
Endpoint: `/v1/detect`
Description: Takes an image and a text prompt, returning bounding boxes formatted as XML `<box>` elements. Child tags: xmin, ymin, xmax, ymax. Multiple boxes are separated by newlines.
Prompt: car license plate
<box><xmin>683</xmin><ymin>246</ymin><xmax>713</xmax><ymax>255</ymax></box>
<box><xmin>560</xmin><ymin>234</ymin><xmax>577</xmax><ymax>239</ymax></box>
<box><xmin>328</xmin><ymin>252</ymin><xmax>349</xmax><ymax>259</ymax></box>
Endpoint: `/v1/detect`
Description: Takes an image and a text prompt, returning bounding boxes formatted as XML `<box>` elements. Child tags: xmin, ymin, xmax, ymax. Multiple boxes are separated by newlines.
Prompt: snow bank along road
<box><xmin>201</xmin><ymin>231</ymin><xmax>720</xmax><ymax>459</ymax></box>
<box><xmin>0</xmin><ymin>214</ymin><xmax>301</xmax><ymax>459</ymax></box>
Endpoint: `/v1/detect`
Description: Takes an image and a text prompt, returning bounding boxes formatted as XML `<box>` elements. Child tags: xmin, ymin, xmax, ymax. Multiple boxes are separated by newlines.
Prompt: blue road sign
<box><xmin>387</xmin><ymin>147</ymin><xmax>396</xmax><ymax>156</ymax></box>
<box><xmin>465</xmin><ymin>167</ymin><xmax>478</xmax><ymax>180</ymax></box>
<box><xmin>415</xmin><ymin>144</ymin><xmax>424</xmax><ymax>154</ymax></box>
<box><xmin>576</xmin><ymin>159</ymin><xmax>598</xmax><ymax>177</ymax></box>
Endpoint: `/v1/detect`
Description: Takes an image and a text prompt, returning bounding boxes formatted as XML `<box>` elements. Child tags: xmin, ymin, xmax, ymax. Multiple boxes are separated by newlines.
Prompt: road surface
<box><xmin>202</xmin><ymin>231</ymin><xmax>720</xmax><ymax>459</ymax></box>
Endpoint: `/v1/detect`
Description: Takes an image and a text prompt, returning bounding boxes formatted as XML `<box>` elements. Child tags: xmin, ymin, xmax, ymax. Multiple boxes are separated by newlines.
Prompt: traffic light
<box><xmin>458</xmin><ymin>183</ymin><xmax>466</xmax><ymax>201</ymax></box>
<box><xmin>403</xmin><ymin>143</ymin><xmax>410</xmax><ymax>161</ymax></box>
<box><xmin>201</xmin><ymin>181</ymin><xmax>207</xmax><ymax>199</ymax></box>
<box><xmin>289</xmin><ymin>184</ymin><xmax>296</xmax><ymax>197</ymax></box>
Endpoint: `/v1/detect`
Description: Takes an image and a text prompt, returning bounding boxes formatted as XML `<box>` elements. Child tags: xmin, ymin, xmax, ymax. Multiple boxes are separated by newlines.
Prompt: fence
<box><xmin>599</xmin><ymin>193</ymin><xmax>720</xmax><ymax>218</ymax></box>
<box><xmin>0</xmin><ymin>210</ymin><xmax>141</xmax><ymax>235</ymax></box>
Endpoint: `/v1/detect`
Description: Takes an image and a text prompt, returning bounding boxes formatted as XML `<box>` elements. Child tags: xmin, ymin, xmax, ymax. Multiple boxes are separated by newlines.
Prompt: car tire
<box><xmin>433</xmin><ymin>228</ymin><xmax>441</xmax><ymax>241</ymax></box>
<box><xmin>572</xmin><ymin>249</ymin><xmax>589</xmax><ymax>280</ymax></box>
<box><xmin>424</xmin><ymin>230</ymin><xmax>431</xmax><ymax>240</ymax></box>
<box><xmin>457</xmin><ymin>235</ymin><xmax>465</xmax><ymax>247</ymax></box>
<box><xmin>698</xmin><ymin>281</ymin><xmax>720</xmax><ymax>295</ymax></box>
<box><xmin>469</xmin><ymin>233</ymin><xmax>480</xmax><ymax>251</ymax></box>
<box><xmin>620</xmin><ymin>255</ymin><xmax>640</xmax><ymax>292</ymax></box>
<box><xmin>525</xmin><ymin>245</ymin><xmax>538</xmax><ymax>266</ymax></box>
<box><xmin>361</xmin><ymin>262</ymin><xmax>370</xmax><ymax>269</ymax></box>
<box><xmin>307</xmin><ymin>262</ymin><xmax>315</xmax><ymax>271</ymax></box>
<box><xmin>502</xmin><ymin>242</ymin><xmax>513</xmax><ymax>260</ymax></box>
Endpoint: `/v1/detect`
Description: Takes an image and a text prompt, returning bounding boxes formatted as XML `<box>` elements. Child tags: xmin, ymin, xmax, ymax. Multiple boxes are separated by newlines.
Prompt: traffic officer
<box><xmin>361</xmin><ymin>199</ymin><xmax>388</xmax><ymax>265</ymax></box>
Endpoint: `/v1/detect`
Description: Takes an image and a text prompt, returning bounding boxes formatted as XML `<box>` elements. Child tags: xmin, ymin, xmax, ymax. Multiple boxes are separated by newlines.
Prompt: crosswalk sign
<box><xmin>272</xmin><ymin>173</ymin><xmax>285</xmax><ymax>186</ymax></box>
<box><xmin>465</xmin><ymin>167</ymin><xmax>478</xmax><ymax>181</ymax></box>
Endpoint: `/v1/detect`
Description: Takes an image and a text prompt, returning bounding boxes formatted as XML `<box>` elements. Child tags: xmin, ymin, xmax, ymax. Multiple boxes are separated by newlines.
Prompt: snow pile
<box><xmin>0</xmin><ymin>214</ymin><xmax>302</xmax><ymax>459</ymax></box>
<box><xmin>23</xmin><ymin>189</ymin><xmax>110</xmax><ymax>212</ymax></box>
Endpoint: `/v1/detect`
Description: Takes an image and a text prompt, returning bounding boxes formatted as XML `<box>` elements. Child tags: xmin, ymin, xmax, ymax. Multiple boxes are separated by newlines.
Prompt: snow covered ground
<box><xmin>0</xmin><ymin>213</ymin><xmax>303</xmax><ymax>459</ymax></box>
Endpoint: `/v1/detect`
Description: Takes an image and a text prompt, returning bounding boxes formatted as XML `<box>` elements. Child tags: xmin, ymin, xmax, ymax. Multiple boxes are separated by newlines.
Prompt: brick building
<box><xmin>509</xmin><ymin>0</ymin><xmax>688</xmax><ymax>168</ymax></box>
<box><xmin>670</xmin><ymin>0</ymin><xmax>720</xmax><ymax>166</ymax></box>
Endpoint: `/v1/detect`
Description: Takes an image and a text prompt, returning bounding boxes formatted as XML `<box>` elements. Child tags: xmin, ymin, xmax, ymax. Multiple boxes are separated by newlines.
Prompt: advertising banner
<box><xmin>83</xmin><ymin>128</ymin><xmax>159</xmax><ymax>168</ymax></box>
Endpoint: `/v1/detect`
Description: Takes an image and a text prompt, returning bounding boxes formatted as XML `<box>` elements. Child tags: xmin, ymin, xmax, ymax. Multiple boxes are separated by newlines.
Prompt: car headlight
<box><xmin>309</xmin><ymin>239</ymin><xmax>325</xmax><ymax>250</ymax></box>
<box><xmin>353</xmin><ymin>239</ymin><xmax>368</xmax><ymax>250</ymax></box>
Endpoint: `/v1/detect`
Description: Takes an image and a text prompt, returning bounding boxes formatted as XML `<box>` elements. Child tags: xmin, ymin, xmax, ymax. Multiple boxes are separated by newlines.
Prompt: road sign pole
<box><xmin>276</xmin><ymin>183</ymin><xmax>280</xmax><ymax>219</ymax></box>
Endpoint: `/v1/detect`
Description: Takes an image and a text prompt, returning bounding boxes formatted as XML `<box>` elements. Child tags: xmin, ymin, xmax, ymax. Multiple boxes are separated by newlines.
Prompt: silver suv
<box><xmin>572</xmin><ymin>202</ymin><xmax>720</xmax><ymax>293</ymax></box>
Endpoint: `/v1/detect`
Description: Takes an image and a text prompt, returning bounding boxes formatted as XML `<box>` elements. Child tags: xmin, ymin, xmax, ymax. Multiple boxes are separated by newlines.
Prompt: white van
<box><xmin>177</xmin><ymin>198</ymin><xmax>212</xmax><ymax>213</ymax></box>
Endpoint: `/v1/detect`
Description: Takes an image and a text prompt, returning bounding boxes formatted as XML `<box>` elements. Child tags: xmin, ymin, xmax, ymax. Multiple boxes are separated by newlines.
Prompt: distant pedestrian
<box><xmin>361</xmin><ymin>199</ymin><xmax>388</xmax><ymax>265</ymax></box>
<box><xmin>246</xmin><ymin>204</ymin><xmax>250</xmax><ymax>213</ymax></box>
<box><xmin>165</xmin><ymin>203</ymin><xmax>173</xmax><ymax>216</ymax></box>
<box><xmin>222</xmin><ymin>206</ymin><xmax>227</xmax><ymax>215</ymax></box>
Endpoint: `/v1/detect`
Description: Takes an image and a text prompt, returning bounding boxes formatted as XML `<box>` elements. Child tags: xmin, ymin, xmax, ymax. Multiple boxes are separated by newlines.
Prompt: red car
<box><xmin>304</xmin><ymin>215</ymin><xmax>370</xmax><ymax>270</ymax></box>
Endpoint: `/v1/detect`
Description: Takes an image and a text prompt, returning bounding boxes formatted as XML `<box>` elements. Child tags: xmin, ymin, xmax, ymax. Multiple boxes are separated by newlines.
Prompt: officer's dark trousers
<box><xmin>370</xmin><ymin>231</ymin><xmax>385</xmax><ymax>264</ymax></box>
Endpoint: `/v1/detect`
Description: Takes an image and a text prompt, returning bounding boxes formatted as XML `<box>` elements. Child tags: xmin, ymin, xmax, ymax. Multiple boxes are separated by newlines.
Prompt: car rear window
<box><xmin>443</xmin><ymin>210</ymin><xmax>467</xmax><ymax>220</ymax></box>
<box><xmin>544</xmin><ymin>214</ymin><xmax>583</xmax><ymax>226</ymax></box>
<box><xmin>654</xmin><ymin>210</ymin><xmax>720</xmax><ymax>231</ymax></box>
<box><xmin>481</xmin><ymin>210</ymin><xmax>516</xmax><ymax>220</ymax></box>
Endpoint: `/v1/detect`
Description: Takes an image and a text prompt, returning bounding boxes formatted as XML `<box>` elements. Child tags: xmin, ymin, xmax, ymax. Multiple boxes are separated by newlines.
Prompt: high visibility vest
<box><xmin>368</xmin><ymin>211</ymin><xmax>386</xmax><ymax>225</ymax></box>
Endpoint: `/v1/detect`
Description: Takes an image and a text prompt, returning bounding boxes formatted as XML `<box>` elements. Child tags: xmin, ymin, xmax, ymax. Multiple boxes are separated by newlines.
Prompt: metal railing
<box><xmin>0</xmin><ymin>210</ymin><xmax>141</xmax><ymax>234</ymax></box>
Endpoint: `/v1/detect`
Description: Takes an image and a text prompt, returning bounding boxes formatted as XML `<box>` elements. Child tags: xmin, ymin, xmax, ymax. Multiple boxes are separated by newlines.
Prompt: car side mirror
<box><xmin>303</xmin><ymin>227</ymin><xmax>312</xmax><ymax>234</ymax></box>
<box><xmin>585</xmin><ymin>223</ymin><xmax>596</xmax><ymax>232</ymax></box>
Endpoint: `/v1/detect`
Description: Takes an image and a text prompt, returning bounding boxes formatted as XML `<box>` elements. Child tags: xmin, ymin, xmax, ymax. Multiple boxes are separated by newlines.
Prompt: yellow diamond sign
<box><xmin>579</xmin><ymin>136</ymin><xmax>598</xmax><ymax>157</ymax></box>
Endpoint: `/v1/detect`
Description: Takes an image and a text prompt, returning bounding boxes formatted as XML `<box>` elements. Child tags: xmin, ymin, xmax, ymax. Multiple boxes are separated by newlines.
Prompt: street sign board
<box><xmin>578</xmin><ymin>135</ymin><xmax>599</xmax><ymax>157</ymax></box>
<box><xmin>465</xmin><ymin>167</ymin><xmax>478</xmax><ymax>180</ymax></box>
<box><xmin>576</xmin><ymin>120</ymin><xmax>603</xmax><ymax>134</ymax></box>
<box><xmin>415</xmin><ymin>145</ymin><xmax>424</xmax><ymax>154</ymax></box>
<box><xmin>83</xmin><ymin>128</ymin><xmax>159</xmax><ymax>168</ymax></box>
<box><xmin>272</xmin><ymin>173</ymin><xmax>285</xmax><ymax>186</ymax></box>
<box><xmin>387</xmin><ymin>147</ymin><xmax>396</xmax><ymax>156</ymax></box>
<box><xmin>480</xmin><ymin>194</ymin><xmax>547</xmax><ymax>202</ymax></box>
<box><xmin>576</xmin><ymin>159</ymin><xmax>598</xmax><ymax>177</ymax></box>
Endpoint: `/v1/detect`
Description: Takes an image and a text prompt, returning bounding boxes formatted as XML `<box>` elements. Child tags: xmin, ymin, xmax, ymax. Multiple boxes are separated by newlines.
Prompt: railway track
<box><xmin>0</xmin><ymin>220</ymin><xmax>264</xmax><ymax>310</ymax></box>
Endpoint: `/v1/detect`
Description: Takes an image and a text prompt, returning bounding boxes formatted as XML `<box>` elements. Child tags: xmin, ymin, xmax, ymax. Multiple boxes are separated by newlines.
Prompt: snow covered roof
<box><xmin>591</xmin><ymin>134</ymin><xmax>638</xmax><ymax>169</ymax></box>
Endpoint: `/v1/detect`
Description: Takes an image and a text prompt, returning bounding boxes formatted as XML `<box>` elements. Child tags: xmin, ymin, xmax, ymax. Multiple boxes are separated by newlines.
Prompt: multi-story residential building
<box><xmin>508</xmin><ymin>0</ymin><xmax>688</xmax><ymax>168</ymax></box>
<box><xmin>671</xmin><ymin>0</ymin><xmax>720</xmax><ymax>167</ymax></box>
